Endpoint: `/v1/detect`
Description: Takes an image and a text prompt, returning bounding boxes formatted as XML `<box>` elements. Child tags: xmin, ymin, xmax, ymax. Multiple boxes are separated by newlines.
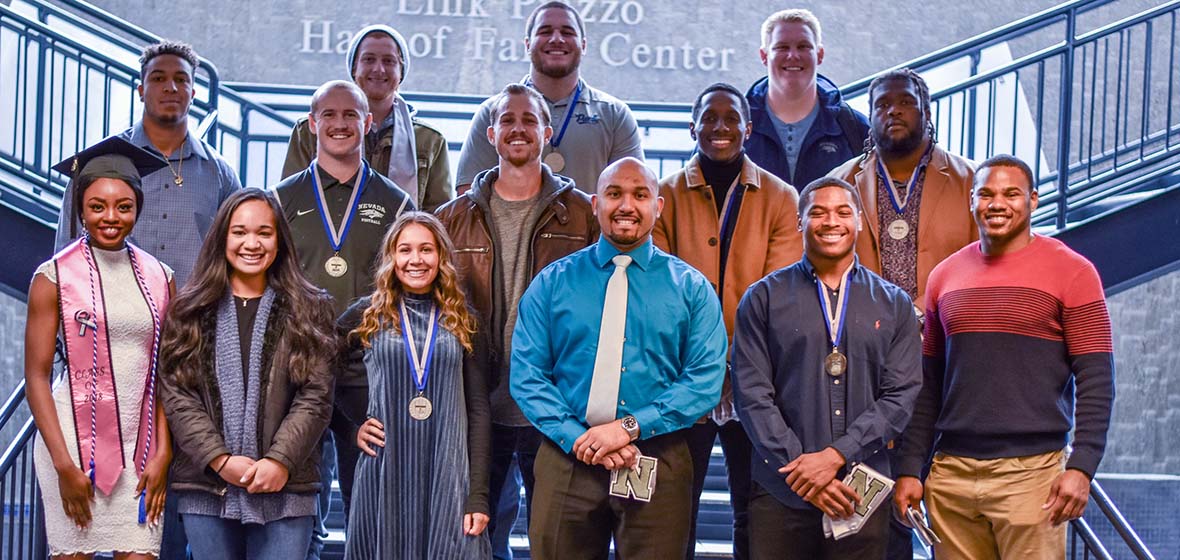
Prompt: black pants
<box><xmin>685</xmin><ymin>419</ymin><xmax>753</xmax><ymax>560</ymax></box>
<box><xmin>486</xmin><ymin>424</ymin><xmax>543</xmax><ymax>547</ymax></box>
<box><xmin>529</xmin><ymin>432</ymin><xmax>694</xmax><ymax>560</ymax></box>
<box><xmin>331</xmin><ymin>384</ymin><xmax>369</xmax><ymax>523</ymax></box>
<box><xmin>748</xmin><ymin>482</ymin><xmax>889</xmax><ymax>560</ymax></box>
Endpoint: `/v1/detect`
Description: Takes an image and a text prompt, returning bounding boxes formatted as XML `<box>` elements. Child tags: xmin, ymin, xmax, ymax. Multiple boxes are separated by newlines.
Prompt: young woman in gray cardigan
<box><xmin>159</xmin><ymin>188</ymin><xmax>337</xmax><ymax>560</ymax></box>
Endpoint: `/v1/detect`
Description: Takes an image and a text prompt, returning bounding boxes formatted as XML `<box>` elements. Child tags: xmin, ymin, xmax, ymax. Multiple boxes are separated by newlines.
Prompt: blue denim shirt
<box><xmin>511</xmin><ymin>236</ymin><xmax>727</xmax><ymax>452</ymax></box>
<box><xmin>732</xmin><ymin>257</ymin><xmax>921</xmax><ymax>509</ymax></box>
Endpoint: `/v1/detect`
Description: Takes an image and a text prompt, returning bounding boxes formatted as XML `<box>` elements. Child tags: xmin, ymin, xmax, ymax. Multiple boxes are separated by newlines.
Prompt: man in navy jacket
<box><xmin>746</xmin><ymin>9</ymin><xmax>868</xmax><ymax>190</ymax></box>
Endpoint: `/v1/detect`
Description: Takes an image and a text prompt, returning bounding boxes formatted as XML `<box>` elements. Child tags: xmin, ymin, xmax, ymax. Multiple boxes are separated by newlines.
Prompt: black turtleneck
<box><xmin>698</xmin><ymin>152</ymin><xmax>746</xmax><ymax>296</ymax></box>
<box><xmin>699</xmin><ymin>153</ymin><xmax>745</xmax><ymax>215</ymax></box>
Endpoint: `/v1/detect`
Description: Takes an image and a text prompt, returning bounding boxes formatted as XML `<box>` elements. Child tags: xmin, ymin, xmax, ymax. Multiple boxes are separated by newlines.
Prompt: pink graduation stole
<box><xmin>54</xmin><ymin>238</ymin><xmax>169</xmax><ymax>496</ymax></box>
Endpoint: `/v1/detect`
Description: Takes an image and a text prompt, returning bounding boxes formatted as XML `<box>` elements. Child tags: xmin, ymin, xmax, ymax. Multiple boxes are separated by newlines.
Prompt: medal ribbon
<box><xmin>815</xmin><ymin>263</ymin><xmax>854</xmax><ymax>351</ymax></box>
<box><xmin>309</xmin><ymin>159</ymin><xmax>370</xmax><ymax>252</ymax></box>
<box><xmin>548</xmin><ymin>82</ymin><xmax>583</xmax><ymax>150</ymax></box>
<box><xmin>874</xmin><ymin>141</ymin><xmax>934</xmax><ymax>214</ymax></box>
<box><xmin>399</xmin><ymin>299</ymin><xmax>439</xmax><ymax>392</ymax></box>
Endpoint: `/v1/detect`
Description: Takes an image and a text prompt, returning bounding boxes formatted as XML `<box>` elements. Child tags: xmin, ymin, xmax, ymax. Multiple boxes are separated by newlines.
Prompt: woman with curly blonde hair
<box><xmin>340</xmin><ymin>212</ymin><xmax>491</xmax><ymax>559</ymax></box>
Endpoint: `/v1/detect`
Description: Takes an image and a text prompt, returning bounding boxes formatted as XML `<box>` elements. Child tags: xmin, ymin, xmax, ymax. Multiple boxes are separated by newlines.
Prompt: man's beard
<box><xmin>531</xmin><ymin>49</ymin><xmax>580</xmax><ymax>80</ymax></box>
<box><xmin>876</xmin><ymin>123</ymin><xmax>926</xmax><ymax>157</ymax></box>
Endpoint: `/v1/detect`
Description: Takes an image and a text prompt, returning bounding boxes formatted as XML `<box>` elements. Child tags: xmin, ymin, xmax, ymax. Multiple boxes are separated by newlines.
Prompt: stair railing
<box><xmin>1080</xmin><ymin>478</ymin><xmax>1161</xmax><ymax>560</ymax></box>
<box><xmin>843</xmin><ymin>0</ymin><xmax>1180</xmax><ymax>231</ymax></box>
<box><xmin>0</xmin><ymin>380</ymin><xmax>47</xmax><ymax>559</ymax></box>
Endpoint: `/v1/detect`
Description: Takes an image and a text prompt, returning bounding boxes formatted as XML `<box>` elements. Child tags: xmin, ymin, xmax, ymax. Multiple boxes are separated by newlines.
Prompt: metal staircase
<box><xmin>2</xmin><ymin>0</ymin><xmax>1176</xmax><ymax>558</ymax></box>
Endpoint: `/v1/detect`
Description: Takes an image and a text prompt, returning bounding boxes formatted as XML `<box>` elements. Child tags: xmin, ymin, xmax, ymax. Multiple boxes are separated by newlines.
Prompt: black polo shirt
<box><xmin>274</xmin><ymin>164</ymin><xmax>414</xmax><ymax>317</ymax></box>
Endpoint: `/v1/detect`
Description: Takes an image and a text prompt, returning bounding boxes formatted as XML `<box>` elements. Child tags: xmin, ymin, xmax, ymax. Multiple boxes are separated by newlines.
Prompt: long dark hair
<box><xmin>159</xmin><ymin>188</ymin><xmax>336</xmax><ymax>388</ymax></box>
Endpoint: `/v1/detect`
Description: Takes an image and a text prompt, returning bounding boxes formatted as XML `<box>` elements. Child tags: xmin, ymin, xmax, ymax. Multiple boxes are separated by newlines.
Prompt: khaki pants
<box><xmin>925</xmin><ymin>450</ymin><xmax>1067</xmax><ymax>560</ymax></box>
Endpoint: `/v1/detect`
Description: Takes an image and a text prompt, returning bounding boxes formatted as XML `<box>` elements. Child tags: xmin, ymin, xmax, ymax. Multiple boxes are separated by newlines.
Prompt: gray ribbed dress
<box><xmin>344</xmin><ymin>294</ymin><xmax>491</xmax><ymax>559</ymax></box>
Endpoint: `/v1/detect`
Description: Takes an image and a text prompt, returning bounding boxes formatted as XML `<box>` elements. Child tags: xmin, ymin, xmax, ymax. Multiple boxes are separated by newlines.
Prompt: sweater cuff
<box><xmin>1065</xmin><ymin>452</ymin><xmax>1100</xmax><ymax>480</ymax></box>
<box><xmin>464</xmin><ymin>493</ymin><xmax>490</xmax><ymax>516</ymax></box>
<box><xmin>896</xmin><ymin>455</ymin><xmax>928</xmax><ymax>479</ymax></box>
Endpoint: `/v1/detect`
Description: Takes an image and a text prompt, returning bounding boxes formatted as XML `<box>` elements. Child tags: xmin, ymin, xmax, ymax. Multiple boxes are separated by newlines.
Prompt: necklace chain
<box><xmin>165</xmin><ymin>150</ymin><xmax>184</xmax><ymax>186</ymax></box>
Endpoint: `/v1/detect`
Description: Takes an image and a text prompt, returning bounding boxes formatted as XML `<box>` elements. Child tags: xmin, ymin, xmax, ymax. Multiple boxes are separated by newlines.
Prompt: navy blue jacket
<box><xmin>745</xmin><ymin>74</ymin><xmax>869</xmax><ymax>189</ymax></box>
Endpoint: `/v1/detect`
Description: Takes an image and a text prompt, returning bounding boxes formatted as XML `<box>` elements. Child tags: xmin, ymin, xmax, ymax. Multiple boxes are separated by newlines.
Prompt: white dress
<box><xmin>32</xmin><ymin>247</ymin><xmax>171</xmax><ymax>556</ymax></box>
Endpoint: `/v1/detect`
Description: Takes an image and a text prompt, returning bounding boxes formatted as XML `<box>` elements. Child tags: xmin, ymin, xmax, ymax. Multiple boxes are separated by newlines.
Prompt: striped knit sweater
<box><xmin>898</xmin><ymin>235</ymin><xmax>1114</xmax><ymax>478</ymax></box>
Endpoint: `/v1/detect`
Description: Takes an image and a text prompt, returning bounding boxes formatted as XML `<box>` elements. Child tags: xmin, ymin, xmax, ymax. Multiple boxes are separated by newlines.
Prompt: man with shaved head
<box><xmin>511</xmin><ymin>158</ymin><xmax>727</xmax><ymax>558</ymax></box>
<box><xmin>273</xmin><ymin>80</ymin><xmax>413</xmax><ymax>555</ymax></box>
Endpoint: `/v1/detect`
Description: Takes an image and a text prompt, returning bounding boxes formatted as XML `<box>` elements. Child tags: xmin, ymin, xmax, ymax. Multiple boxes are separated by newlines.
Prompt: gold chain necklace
<box><xmin>165</xmin><ymin>150</ymin><xmax>184</xmax><ymax>186</ymax></box>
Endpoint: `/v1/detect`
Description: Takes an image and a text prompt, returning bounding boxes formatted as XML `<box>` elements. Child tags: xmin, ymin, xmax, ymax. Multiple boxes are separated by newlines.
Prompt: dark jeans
<box><xmin>685</xmin><ymin>419</ymin><xmax>753</xmax><ymax>560</ymax></box>
<box><xmin>183</xmin><ymin>514</ymin><xmax>315</xmax><ymax>560</ymax></box>
<box><xmin>529</xmin><ymin>432</ymin><xmax>694</xmax><ymax>560</ymax></box>
<box><xmin>490</xmin><ymin>459</ymin><xmax>523</xmax><ymax>560</ymax></box>
<box><xmin>159</xmin><ymin>490</ymin><xmax>190</xmax><ymax>560</ymax></box>
<box><xmin>748</xmin><ymin>482</ymin><xmax>889</xmax><ymax>560</ymax></box>
<box><xmin>487</xmin><ymin>424</ymin><xmax>543</xmax><ymax>559</ymax></box>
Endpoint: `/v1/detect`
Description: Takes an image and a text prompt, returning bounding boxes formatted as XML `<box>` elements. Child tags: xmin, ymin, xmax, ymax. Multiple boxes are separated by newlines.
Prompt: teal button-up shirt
<box><xmin>511</xmin><ymin>236</ymin><xmax>728</xmax><ymax>452</ymax></box>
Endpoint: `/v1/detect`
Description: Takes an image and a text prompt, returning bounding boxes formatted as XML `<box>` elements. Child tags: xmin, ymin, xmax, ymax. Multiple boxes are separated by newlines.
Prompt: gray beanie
<box><xmin>347</xmin><ymin>25</ymin><xmax>410</xmax><ymax>83</ymax></box>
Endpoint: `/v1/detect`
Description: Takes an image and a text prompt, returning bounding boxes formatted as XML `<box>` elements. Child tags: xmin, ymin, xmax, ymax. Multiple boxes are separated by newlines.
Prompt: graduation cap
<box><xmin>52</xmin><ymin>135</ymin><xmax>169</xmax><ymax>236</ymax></box>
<box><xmin>52</xmin><ymin>135</ymin><xmax>169</xmax><ymax>187</ymax></box>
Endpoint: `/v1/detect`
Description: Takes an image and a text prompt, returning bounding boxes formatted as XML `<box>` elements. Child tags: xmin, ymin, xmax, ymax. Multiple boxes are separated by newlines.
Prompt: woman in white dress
<box><xmin>27</xmin><ymin>137</ymin><xmax>175</xmax><ymax>559</ymax></box>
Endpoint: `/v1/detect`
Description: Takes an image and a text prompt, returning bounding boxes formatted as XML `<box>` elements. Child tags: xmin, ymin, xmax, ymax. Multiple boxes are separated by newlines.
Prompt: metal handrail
<box><xmin>0</xmin><ymin>418</ymin><xmax>36</xmax><ymax>479</ymax></box>
<box><xmin>1089</xmin><ymin>481</ymin><xmax>1157</xmax><ymax>559</ymax></box>
<box><xmin>1070</xmin><ymin>517</ymin><xmax>1115</xmax><ymax>560</ymax></box>
<box><xmin>23</xmin><ymin>0</ymin><xmax>222</xmax><ymax>145</ymax></box>
<box><xmin>0</xmin><ymin>381</ymin><xmax>27</xmax><ymax>435</ymax></box>
<box><xmin>842</xmin><ymin>0</ymin><xmax>1110</xmax><ymax>96</ymax></box>
<box><xmin>841</xmin><ymin>0</ymin><xmax>1180</xmax><ymax>231</ymax></box>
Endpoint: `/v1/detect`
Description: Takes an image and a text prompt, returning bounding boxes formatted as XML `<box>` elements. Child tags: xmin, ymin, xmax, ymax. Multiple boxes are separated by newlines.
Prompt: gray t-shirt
<box><xmin>489</xmin><ymin>189</ymin><xmax>541</xmax><ymax>426</ymax></box>
<box><xmin>769</xmin><ymin>102</ymin><xmax>820</xmax><ymax>185</ymax></box>
<box><xmin>457</xmin><ymin>78</ymin><xmax>645</xmax><ymax>194</ymax></box>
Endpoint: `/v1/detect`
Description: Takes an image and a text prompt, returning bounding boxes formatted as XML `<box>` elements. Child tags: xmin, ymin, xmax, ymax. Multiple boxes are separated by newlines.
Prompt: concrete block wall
<box><xmin>1102</xmin><ymin>267</ymin><xmax>1180</xmax><ymax>475</ymax></box>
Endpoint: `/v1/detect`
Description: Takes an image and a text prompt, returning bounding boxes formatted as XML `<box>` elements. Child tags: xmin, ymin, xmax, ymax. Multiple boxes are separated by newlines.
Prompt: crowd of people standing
<box><xmin>25</xmin><ymin>3</ymin><xmax>1114</xmax><ymax>560</ymax></box>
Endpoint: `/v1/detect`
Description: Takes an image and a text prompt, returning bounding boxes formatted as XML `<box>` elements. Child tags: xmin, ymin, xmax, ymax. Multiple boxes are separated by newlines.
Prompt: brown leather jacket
<box><xmin>434</xmin><ymin>165</ymin><xmax>598</xmax><ymax>372</ymax></box>
<box><xmin>160</xmin><ymin>296</ymin><xmax>335</xmax><ymax>496</ymax></box>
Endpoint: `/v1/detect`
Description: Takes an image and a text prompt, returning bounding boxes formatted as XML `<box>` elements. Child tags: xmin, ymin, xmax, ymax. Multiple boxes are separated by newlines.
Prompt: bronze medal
<box><xmin>824</xmin><ymin>350</ymin><xmax>847</xmax><ymax>377</ymax></box>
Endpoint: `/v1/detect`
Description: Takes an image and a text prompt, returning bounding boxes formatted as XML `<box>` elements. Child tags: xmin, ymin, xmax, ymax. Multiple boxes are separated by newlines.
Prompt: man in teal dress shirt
<box><xmin>511</xmin><ymin>157</ymin><xmax>727</xmax><ymax>559</ymax></box>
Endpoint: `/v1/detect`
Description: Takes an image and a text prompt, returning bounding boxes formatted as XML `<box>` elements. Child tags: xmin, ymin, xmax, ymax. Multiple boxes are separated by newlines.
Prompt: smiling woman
<box><xmin>156</xmin><ymin>188</ymin><xmax>338</xmax><ymax>560</ymax></box>
<box><xmin>27</xmin><ymin>137</ymin><xmax>175</xmax><ymax>558</ymax></box>
<box><xmin>340</xmin><ymin>212</ymin><xmax>491</xmax><ymax>559</ymax></box>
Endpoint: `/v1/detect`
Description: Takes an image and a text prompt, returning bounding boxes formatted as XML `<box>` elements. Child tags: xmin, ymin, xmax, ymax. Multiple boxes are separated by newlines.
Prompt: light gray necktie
<box><xmin>586</xmin><ymin>254</ymin><xmax>633</xmax><ymax>426</ymax></box>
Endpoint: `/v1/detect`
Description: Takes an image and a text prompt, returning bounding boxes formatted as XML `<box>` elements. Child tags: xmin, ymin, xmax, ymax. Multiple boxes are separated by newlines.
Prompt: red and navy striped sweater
<box><xmin>898</xmin><ymin>235</ymin><xmax>1114</xmax><ymax>478</ymax></box>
